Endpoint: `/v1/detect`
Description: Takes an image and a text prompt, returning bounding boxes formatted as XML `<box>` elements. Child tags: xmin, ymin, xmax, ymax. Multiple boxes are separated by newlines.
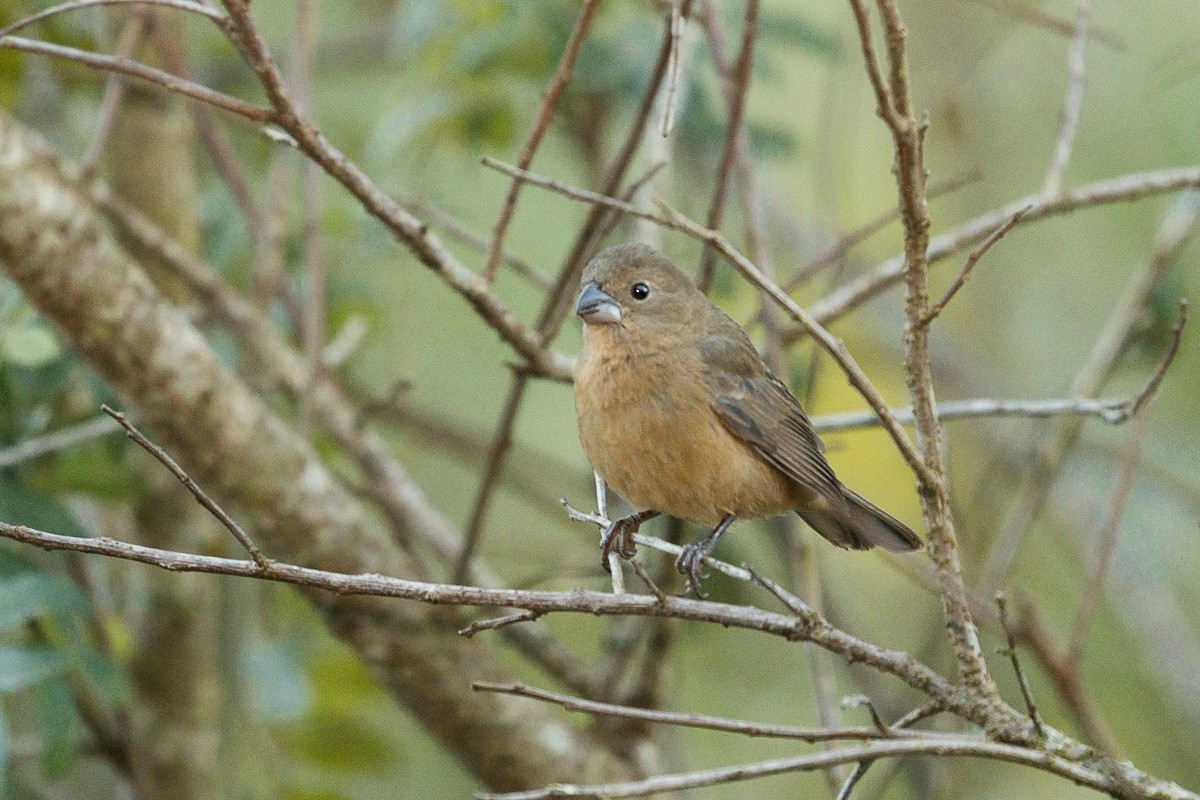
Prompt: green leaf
<box><xmin>36</xmin><ymin>678</ymin><xmax>75</xmax><ymax>778</ymax></box>
<box><xmin>0</xmin><ymin>475</ymin><xmax>91</xmax><ymax>539</ymax></box>
<box><xmin>0</xmin><ymin>703</ymin><xmax>8</xmax><ymax>796</ymax></box>
<box><xmin>281</xmin><ymin>710</ymin><xmax>394</xmax><ymax>772</ymax></box>
<box><xmin>0</xmin><ymin>571</ymin><xmax>89</xmax><ymax>632</ymax></box>
<box><xmin>0</xmin><ymin>645</ymin><xmax>69</xmax><ymax>692</ymax></box>
<box><xmin>2</xmin><ymin>323</ymin><xmax>61</xmax><ymax>369</ymax></box>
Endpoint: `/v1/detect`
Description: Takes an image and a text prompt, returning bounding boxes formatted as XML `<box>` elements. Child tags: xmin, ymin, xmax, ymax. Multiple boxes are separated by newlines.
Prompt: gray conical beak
<box><xmin>575</xmin><ymin>282</ymin><xmax>622</xmax><ymax>325</ymax></box>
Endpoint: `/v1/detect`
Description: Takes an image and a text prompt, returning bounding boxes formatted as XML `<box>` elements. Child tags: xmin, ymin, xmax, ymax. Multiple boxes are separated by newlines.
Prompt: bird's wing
<box><xmin>697</xmin><ymin>333</ymin><xmax>845</xmax><ymax>508</ymax></box>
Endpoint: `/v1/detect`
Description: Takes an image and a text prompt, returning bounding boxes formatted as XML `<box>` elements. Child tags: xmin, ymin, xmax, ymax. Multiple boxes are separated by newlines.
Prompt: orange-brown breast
<box><xmin>574</xmin><ymin>325</ymin><xmax>798</xmax><ymax>526</ymax></box>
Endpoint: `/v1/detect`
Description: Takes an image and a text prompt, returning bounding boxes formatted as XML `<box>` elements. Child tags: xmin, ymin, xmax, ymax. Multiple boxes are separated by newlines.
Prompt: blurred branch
<box><xmin>979</xmin><ymin>194</ymin><xmax>1198</xmax><ymax>593</ymax></box>
<box><xmin>79</xmin><ymin>12</ymin><xmax>147</xmax><ymax>178</ymax></box>
<box><xmin>0</xmin><ymin>415</ymin><xmax>122</xmax><ymax>470</ymax></box>
<box><xmin>967</xmin><ymin>0</ymin><xmax>1122</xmax><ymax>48</ymax></box>
<box><xmin>696</xmin><ymin>0</ymin><xmax>760</xmax><ymax>292</ymax></box>
<box><xmin>0</xmin><ymin>35</ymin><xmax>274</xmax><ymax>123</ymax></box>
<box><xmin>798</xmin><ymin>167</ymin><xmax>1200</xmax><ymax>333</ymax></box>
<box><xmin>1042</xmin><ymin>0</ymin><xmax>1091</xmax><ymax>198</ymax></box>
<box><xmin>0</xmin><ymin>0</ymin><xmax>227</xmax><ymax>38</ymax></box>
<box><xmin>480</xmin><ymin>0</ymin><xmax>602</xmax><ymax>284</ymax></box>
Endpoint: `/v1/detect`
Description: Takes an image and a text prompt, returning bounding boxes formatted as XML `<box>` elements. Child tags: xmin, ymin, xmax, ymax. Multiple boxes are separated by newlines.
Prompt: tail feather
<box><xmin>797</xmin><ymin>487</ymin><xmax>922</xmax><ymax>553</ymax></box>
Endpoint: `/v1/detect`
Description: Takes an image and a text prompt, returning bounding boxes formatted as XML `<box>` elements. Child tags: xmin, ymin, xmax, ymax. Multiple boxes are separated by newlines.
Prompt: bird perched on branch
<box><xmin>573</xmin><ymin>243</ymin><xmax>922</xmax><ymax>594</ymax></box>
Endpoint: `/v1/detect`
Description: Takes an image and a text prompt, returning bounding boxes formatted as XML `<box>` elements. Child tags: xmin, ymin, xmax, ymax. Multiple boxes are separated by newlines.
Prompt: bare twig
<box><xmin>472</xmin><ymin>682</ymin><xmax>901</xmax><ymax>742</ymax></box>
<box><xmin>3</xmin><ymin>519</ymin><xmax>1197</xmax><ymax>799</ymax></box>
<box><xmin>799</xmin><ymin>168</ymin><xmax>1200</xmax><ymax>332</ymax></box>
<box><xmin>479</xmin><ymin>0</ymin><xmax>602</xmax><ymax>284</ymax></box>
<box><xmin>696</xmin><ymin>0</ymin><xmax>760</xmax><ymax>292</ymax></box>
<box><xmin>459</xmin><ymin>611</ymin><xmax>542</xmax><ymax>638</ymax></box>
<box><xmin>979</xmin><ymin>194</ymin><xmax>1198</xmax><ymax>593</ymax></box>
<box><xmin>398</xmin><ymin>194</ymin><xmax>549</xmax><ymax>289</ymax></box>
<box><xmin>967</xmin><ymin>0</ymin><xmax>1122</xmax><ymax>49</ymax></box>
<box><xmin>79</xmin><ymin>13</ymin><xmax>147</xmax><ymax>178</ymax></box>
<box><xmin>0</xmin><ymin>0</ymin><xmax>227</xmax><ymax>38</ymax></box>
<box><xmin>1067</xmin><ymin>408</ymin><xmax>1152</xmax><ymax>663</ymax></box>
<box><xmin>810</xmin><ymin>393</ymin><xmax>1169</xmax><ymax>434</ymax></box>
<box><xmin>472</xmin><ymin>737</ymin><xmax>1170</xmax><ymax>800</ymax></box>
<box><xmin>101</xmin><ymin>406</ymin><xmax>272</xmax><ymax>568</ymax></box>
<box><xmin>0</xmin><ymin>415</ymin><xmax>122</xmax><ymax>470</ymax></box>
<box><xmin>216</xmin><ymin>0</ymin><xmax>573</xmax><ymax>381</ymax></box>
<box><xmin>834</xmin><ymin>703</ymin><xmax>945</xmax><ymax>800</ymax></box>
<box><xmin>1015</xmin><ymin>601</ymin><xmax>1124</xmax><ymax>755</ymax></box>
<box><xmin>996</xmin><ymin>593</ymin><xmax>1045</xmax><ymax>737</ymax></box>
<box><xmin>658</xmin><ymin>1</ymin><xmax>685</xmax><ymax>137</ymax></box>
<box><xmin>785</xmin><ymin>167</ymin><xmax>984</xmax><ymax>291</ymax></box>
<box><xmin>920</xmin><ymin>205</ymin><xmax>1030</xmax><ymax>326</ymax></box>
<box><xmin>1042</xmin><ymin>0</ymin><xmax>1091</xmax><ymax>198</ymax></box>
<box><xmin>0</xmin><ymin>35</ymin><xmax>274</xmax><ymax>124</ymax></box>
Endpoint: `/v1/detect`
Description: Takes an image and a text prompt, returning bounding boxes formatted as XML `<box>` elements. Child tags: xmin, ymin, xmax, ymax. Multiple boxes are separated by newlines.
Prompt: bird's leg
<box><xmin>676</xmin><ymin>514</ymin><xmax>736</xmax><ymax>597</ymax></box>
<box><xmin>600</xmin><ymin>510</ymin><xmax>660</xmax><ymax>570</ymax></box>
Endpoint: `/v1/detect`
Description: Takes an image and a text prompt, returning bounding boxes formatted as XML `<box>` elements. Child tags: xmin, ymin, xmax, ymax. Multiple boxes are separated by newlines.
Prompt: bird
<box><xmin>573</xmin><ymin>243</ymin><xmax>922</xmax><ymax>594</ymax></box>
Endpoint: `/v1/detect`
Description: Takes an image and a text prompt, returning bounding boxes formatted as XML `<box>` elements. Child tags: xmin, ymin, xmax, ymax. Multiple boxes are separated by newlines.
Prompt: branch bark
<box><xmin>0</xmin><ymin>109</ymin><xmax>631</xmax><ymax>792</ymax></box>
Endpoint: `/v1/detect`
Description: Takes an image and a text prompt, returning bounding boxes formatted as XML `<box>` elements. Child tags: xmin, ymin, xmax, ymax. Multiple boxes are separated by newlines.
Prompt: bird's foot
<box><xmin>674</xmin><ymin>541</ymin><xmax>715</xmax><ymax>598</ymax></box>
<box><xmin>674</xmin><ymin>514</ymin><xmax>736</xmax><ymax>598</ymax></box>
<box><xmin>599</xmin><ymin>510</ymin><xmax>657</xmax><ymax>571</ymax></box>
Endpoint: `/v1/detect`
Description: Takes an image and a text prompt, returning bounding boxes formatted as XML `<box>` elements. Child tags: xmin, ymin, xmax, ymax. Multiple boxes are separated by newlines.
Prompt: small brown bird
<box><xmin>573</xmin><ymin>244</ymin><xmax>922</xmax><ymax>593</ymax></box>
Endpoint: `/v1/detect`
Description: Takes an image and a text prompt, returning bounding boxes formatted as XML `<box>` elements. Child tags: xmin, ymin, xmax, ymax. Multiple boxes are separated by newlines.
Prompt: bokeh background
<box><xmin>0</xmin><ymin>0</ymin><xmax>1198</xmax><ymax>798</ymax></box>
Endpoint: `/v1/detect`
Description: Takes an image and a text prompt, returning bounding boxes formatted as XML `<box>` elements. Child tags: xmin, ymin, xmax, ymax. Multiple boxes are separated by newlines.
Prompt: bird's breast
<box><xmin>574</xmin><ymin>330</ymin><xmax>795</xmax><ymax>525</ymax></box>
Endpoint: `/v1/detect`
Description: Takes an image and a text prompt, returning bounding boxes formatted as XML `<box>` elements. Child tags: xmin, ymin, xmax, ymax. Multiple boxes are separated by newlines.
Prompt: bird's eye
<box><xmin>630</xmin><ymin>282</ymin><xmax>650</xmax><ymax>300</ymax></box>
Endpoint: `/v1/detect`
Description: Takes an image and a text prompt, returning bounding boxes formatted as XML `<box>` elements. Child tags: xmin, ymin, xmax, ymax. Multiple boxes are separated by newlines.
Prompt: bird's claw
<box><xmin>599</xmin><ymin>516</ymin><xmax>641</xmax><ymax>571</ymax></box>
<box><xmin>675</xmin><ymin>543</ymin><xmax>712</xmax><ymax>598</ymax></box>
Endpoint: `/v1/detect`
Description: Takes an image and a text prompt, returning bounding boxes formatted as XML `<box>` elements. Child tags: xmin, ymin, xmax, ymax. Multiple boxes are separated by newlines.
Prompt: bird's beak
<box><xmin>575</xmin><ymin>282</ymin><xmax>622</xmax><ymax>325</ymax></box>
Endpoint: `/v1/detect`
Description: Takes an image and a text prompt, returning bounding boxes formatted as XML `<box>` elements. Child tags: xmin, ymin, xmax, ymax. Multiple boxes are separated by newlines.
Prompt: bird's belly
<box><xmin>575</xmin><ymin>358</ymin><xmax>795</xmax><ymax>526</ymax></box>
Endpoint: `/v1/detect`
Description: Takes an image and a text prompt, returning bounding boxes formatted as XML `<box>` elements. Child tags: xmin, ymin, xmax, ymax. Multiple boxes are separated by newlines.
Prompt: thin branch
<box><xmin>398</xmin><ymin>194</ymin><xmax>549</xmax><ymax>289</ymax></box>
<box><xmin>472</xmin><ymin>682</ymin><xmax>902</xmax><ymax>742</ymax></box>
<box><xmin>1121</xmin><ymin>298</ymin><xmax>1188</xmax><ymax>420</ymax></box>
<box><xmin>799</xmin><ymin>167</ymin><xmax>1200</xmax><ymax>332</ymax></box>
<box><xmin>472</xmin><ymin>737</ymin><xmax>1160</xmax><ymax>800</ymax></box>
<box><xmin>810</xmin><ymin>393</ymin><xmax>1166</xmax><ymax>434</ymax></box>
<box><xmin>455</xmin><ymin>373</ymin><xmax>530</xmax><ymax>583</ymax></box>
<box><xmin>101</xmin><ymin>406</ymin><xmax>272</xmax><ymax>568</ymax></box>
<box><xmin>1014</xmin><ymin>601</ymin><xmax>1125</xmax><ymax>755</ymax></box>
<box><xmin>216</xmin><ymin>0</ymin><xmax>573</xmax><ymax>381</ymax></box>
<box><xmin>979</xmin><ymin>195</ymin><xmax>1198</xmax><ymax>593</ymax></box>
<box><xmin>966</xmin><ymin>0</ymin><xmax>1122</xmax><ymax>49</ymax></box>
<box><xmin>79</xmin><ymin>13</ymin><xmax>148</xmax><ymax>178</ymax></box>
<box><xmin>658</xmin><ymin>1</ymin><xmax>685</xmax><ymax>137</ymax></box>
<box><xmin>996</xmin><ymin>593</ymin><xmax>1045</xmax><ymax>737</ymax></box>
<box><xmin>696</xmin><ymin>0</ymin><xmax>761</xmax><ymax>292</ymax></box>
<box><xmin>0</xmin><ymin>415</ymin><xmax>121</xmax><ymax>470</ymax></box>
<box><xmin>0</xmin><ymin>0</ymin><xmax>228</xmax><ymax>39</ymax></box>
<box><xmin>920</xmin><ymin>205</ymin><xmax>1030</xmax><ymax>326</ymax></box>
<box><xmin>479</xmin><ymin>0</ymin><xmax>602</xmax><ymax>284</ymax></box>
<box><xmin>4</xmin><ymin>519</ymin><xmax>1198</xmax><ymax>800</ymax></box>
<box><xmin>0</xmin><ymin>35</ymin><xmax>274</xmax><ymax>124</ymax></box>
<box><xmin>459</xmin><ymin>611</ymin><xmax>542</xmax><ymax>638</ymax></box>
<box><xmin>1042</xmin><ymin>0</ymin><xmax>1091</xmax><ymax>198</ymax></box>
<box><xmin>1067</xmin><ymin>407</ymin><xmax>1153</xmax><ymax>664</ymax></box>
<box><xmin>785</xmin><ymin>167</ymin><xmax>984</xmax><ymax>291</ymax></box>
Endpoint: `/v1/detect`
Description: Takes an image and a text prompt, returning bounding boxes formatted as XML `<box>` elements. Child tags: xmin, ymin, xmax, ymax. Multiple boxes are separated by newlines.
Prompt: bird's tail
<box><xmin>797</xmin><ymin>487</ymin><xmax>922</xmax><ymax>553</ymax></box>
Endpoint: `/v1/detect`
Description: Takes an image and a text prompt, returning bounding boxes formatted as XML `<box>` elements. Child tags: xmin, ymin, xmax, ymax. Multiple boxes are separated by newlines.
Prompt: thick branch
<box><xmin>0</xmin><ymin>110</ymin><xmax>628</xmax><ymax>791</ymax></box>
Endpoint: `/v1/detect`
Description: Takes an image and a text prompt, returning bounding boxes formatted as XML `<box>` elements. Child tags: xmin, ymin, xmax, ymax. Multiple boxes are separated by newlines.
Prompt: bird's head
<box><xmin>576</xmin><ymin>244</ymin><xmax>701</xmax><ymax>336</ymax></box>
